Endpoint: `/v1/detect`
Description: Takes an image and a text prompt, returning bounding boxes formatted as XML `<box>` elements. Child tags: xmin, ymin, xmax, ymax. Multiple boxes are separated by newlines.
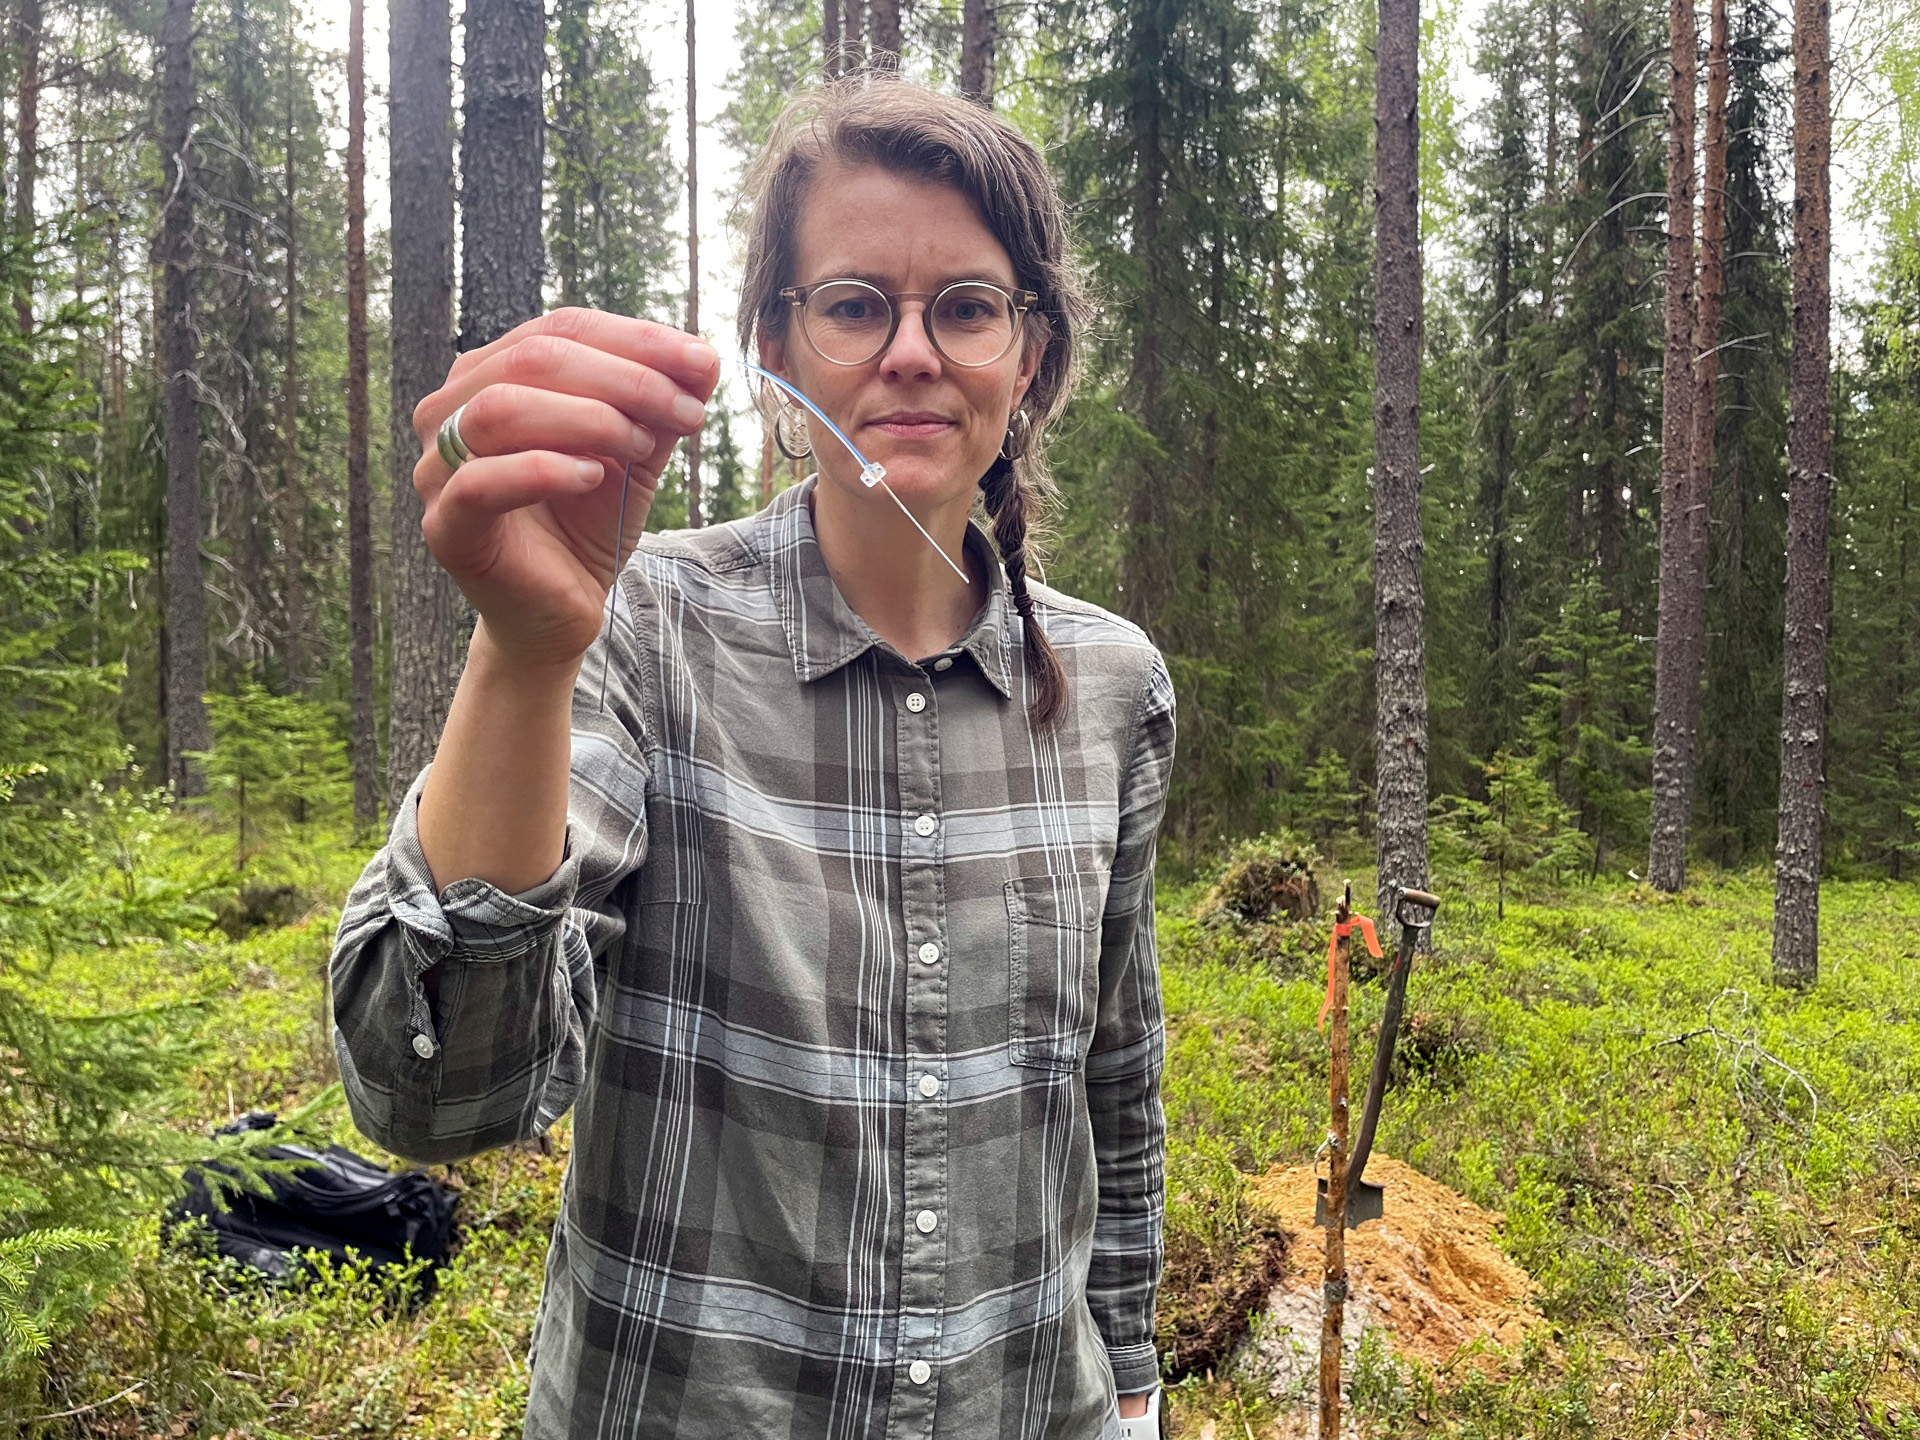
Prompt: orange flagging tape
<box><xmin>1317</xmin><ymin>915</ymin><xmax>1383</xmax><ymax>1031</ymax></box>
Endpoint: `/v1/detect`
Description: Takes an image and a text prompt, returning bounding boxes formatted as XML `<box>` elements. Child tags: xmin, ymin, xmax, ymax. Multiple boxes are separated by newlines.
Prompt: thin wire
<box><xmin>735</xmin><ymin>360</ymin><xmax>970</xmax><ymax>586</ymax></box>
<box><xmin>596</xmin><ymin>457</ymin><xmax>634</xmax><ymax>713</ymax></box>
<box><xmin>596</xmin><ymin>362</ymin><xmax>970</xmax><ymax>713</ymax></box>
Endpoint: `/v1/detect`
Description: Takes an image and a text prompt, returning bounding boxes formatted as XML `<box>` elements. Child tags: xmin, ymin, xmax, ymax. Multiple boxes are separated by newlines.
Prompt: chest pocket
<box><xmin>1006</xmin><ymin>870</ymin><xmax>1109</xmax><ymax>1071</ymax></box>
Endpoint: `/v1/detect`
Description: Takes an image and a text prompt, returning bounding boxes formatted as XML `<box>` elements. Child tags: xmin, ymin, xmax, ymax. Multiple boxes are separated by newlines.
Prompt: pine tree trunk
<box><xmin>459</xmin><ymin>0</ymin><xmax>545</xmax><ymax>352</ymax></box>
<box><xmin>1773</xmin><ymin>0</ymin><xmax>1830</xmax><ymax>986</ymax></box>
<box><xmin>1118</xmin><ymin>0</ymin><xmax>1172</xmax><ymax>636</ymax></box>
<box><xmin>347</xmin><ymin>0</ymin><xmax>378</xmax><ymax>826</ymax></box>
<box><xmin>1540</xmin><ymin>0</ymin><xmax>1559</xmax><ymax>318</ymax></box>
<box><xmin>283</xmin><ymin>7</ymin><xmax>303</xmax><ymax>689</ymax></box>
<box><xmin>1695</xmin><ymin>0</ymin><xmax>1732</xmax><ymax>567</ymax></box>
<box><xmin>1681</xmin><ymin>0</ymin><xmax>1729</xmax><ymax>861</ymax></box>
<box><xmin>868</xmin><ymin>0</ymin><xmax>901</xmax><ymax>67</ymax></box>
<box><xmin>1372</xmin><ymin>0</ymin><xmax>1428</xmax><ymax>921</ymax></box>
<box><xmin>823</xmin><ymin>0</ymin><xmax>841</xmax><ymax>77</ymax></box>
<box><xmin>961</xmin><ymin>0</ymin><xmax>994</xmax><ymax>102</ymax></box>
<box><xmin>684</xmin><ymin>0</ymin><xmax>702</xmax><ymax>527</ymax></box>
<box><xmin>387</xmin><ymin>0</ymin><xmax>462</xmax><ymax>814</ymax></box>
<box><xmin>160</xmin><ymin>0</ymin><xmax>212</xmax><ymax>798</ymax></box>
<box><xmin>11</xmin><ymin>0</ymin><xmax>41</xmax><ymax>330</ymax></box>
<box><xmin>844</xmin><ymin>0</ymin><xmax>864</xmax><ymax>73</ymax></box>
<box><xmin>1649</xmin><ymin>0</ymin><xmax>1698</xmax><ymax>891</ymax></box>
<box><xmin>552</xmin><ymin>0</ymin><xmax>587</xmax><ymax>309</ymax></box>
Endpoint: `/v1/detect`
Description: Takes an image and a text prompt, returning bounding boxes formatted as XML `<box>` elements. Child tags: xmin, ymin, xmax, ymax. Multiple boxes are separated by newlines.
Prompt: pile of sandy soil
<box><xmin>1231</xmin><ymin>1154</ymin><xmax>1550</xmax><ymax>1414</ymax></box>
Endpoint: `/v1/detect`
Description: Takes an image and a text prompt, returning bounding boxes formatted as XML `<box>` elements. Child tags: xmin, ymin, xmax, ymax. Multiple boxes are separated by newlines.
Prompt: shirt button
<box><xmin>916</xmin><ymin>1209</ymin><xmax>938</xmax><ymax>1233</ymax></box>
<box><xmin>913</xmin><ymin>813</ymin><xmax>937</xmax><ymax>837</ymax></box>
<box><xmin>933</xmin><ymin>657</ymin><xmax>953</xmax><ymax>671</ymax></box>
<box><xmin>919</xmin><ymin>1073</ymin><xmax>940</xmax><ymax>1098</ymax></box>
<box><xmin>411</xmin><ymin>1032</ymin><xmax>436</xmax><ymax>1059</ymax></box>
<box><xmin>909</xmin><ymin>1359</ymin><xmax>932</xmax><ymax>1384</ymax></box>
<box><xmin>917</xmin><ymin>941</ymin><xmax>941</xmax><ymax>965</ymax></box>
<box><xmin>906</xmin><ymin>692</ymin><xmax>927</xmax><ymax>713</ymax></box>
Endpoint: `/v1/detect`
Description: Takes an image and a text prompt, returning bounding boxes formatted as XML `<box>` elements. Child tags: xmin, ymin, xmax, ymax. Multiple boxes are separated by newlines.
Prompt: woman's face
<box><xmin>761</xmin><ymin>161</ymin><xmax>1042</xmax><ymax>513</ymax></box>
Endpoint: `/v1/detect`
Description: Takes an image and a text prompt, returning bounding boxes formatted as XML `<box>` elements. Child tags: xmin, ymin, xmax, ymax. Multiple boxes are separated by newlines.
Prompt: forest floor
<box><xmin>22</xmin><ymin>820</ymin><xmax>1920</xmax><ymax>1439</ymax></box>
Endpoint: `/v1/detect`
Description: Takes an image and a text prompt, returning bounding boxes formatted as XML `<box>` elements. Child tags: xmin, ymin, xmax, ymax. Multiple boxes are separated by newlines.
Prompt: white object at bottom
<box><xmin>1116</xmin><ymin>1386</ymin><xmax>1162</xmax><ymax>1440</ymax></box>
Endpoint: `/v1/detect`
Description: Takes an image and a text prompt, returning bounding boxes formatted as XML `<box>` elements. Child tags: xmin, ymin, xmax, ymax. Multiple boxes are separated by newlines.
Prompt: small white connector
<box><xmin>859</xmin><ymin>461</ymin><xmax>887</xmax><ymax>488</ymax></box>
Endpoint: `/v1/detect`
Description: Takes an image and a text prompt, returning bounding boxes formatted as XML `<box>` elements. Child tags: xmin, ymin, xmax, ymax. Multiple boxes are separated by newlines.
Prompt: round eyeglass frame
<box><xmin>780</xmin><ymin>278</ymin><xmax>1041</xmax><ymax>368</ymax></box>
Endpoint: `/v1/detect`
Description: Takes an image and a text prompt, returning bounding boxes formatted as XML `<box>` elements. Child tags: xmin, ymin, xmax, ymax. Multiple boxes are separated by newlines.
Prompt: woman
<box><xmin>330</xmin><ymin>77</ymin><xmax>1175</xmax><ymax>1440</ymax></box>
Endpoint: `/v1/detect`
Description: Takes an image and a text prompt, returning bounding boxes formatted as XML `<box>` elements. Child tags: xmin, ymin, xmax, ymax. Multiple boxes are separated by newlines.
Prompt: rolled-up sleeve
<box><xmin>1084</xmin><ymin>650</ymin><xmax>1176</xmax><ymax>1395</ymax></box>
<box><xmin>329</xmin><ymin>594</ymin><xmax>656</xmax><ymax>1165</ymax></box>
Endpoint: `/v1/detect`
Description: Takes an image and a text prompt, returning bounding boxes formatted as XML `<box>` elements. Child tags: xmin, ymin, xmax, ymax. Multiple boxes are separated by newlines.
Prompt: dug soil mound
<box><xmin>1239</xmin><ymin>1154</ymin><xmax>1549</xmax><ymax>1396</ymax></box>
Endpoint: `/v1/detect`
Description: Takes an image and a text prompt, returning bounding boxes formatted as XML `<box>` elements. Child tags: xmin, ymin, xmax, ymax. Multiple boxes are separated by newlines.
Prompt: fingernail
<box><xmin>672</xmin><ymin>393</ymin><xmax>707</xmax><ymax>430</ymax></box>
<box><xmin>631</xmin><ymin>424</ymin><xmax>655</xmax><ymax>455</ymax></box>
<box><xmin>575</xmin><ymin>459</ymin><xmax>602</xmax><ymax>483</ymax></box>
<box><xmin>683</xmin><ymin>339</ymin><xmax>719</xmax><ymax>370</ymax></box>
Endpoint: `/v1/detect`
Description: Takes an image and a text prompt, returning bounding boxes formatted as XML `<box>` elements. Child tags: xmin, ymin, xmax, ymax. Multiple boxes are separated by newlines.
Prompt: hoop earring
<box><xmin>999</xmin><ymin>408</ymin><xmax>1033</xmax><ymax>462</ymax></box>
<box><xmin>773</xmin><ymin>403</ymin><xmax>813</xmax><ymax>461</ymax></box>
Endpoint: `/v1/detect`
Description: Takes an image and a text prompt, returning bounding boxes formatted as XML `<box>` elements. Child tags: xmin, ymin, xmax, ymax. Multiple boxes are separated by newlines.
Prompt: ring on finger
<box><xmin>436</xmin><ymin>404</ymin><xmax>473</xmax><ymax>472</ymax></box>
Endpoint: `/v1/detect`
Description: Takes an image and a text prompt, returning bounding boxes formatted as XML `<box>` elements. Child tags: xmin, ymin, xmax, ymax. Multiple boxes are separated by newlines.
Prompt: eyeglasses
<box><xmin>781</xmin><ymin>279</ymin><xmax>1040</xmax><ymax>368</ymax></box>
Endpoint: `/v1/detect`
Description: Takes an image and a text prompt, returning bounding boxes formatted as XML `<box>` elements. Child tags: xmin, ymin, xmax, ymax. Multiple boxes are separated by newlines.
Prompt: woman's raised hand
<box><xmin>411</xmin><ymin>308</ymin><xmax>720</xmax><ymax>672</ymax></box>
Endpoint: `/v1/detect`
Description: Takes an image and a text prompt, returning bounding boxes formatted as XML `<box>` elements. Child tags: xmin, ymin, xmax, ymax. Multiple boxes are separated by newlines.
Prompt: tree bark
<box><xmin>868</xmin><ymin>0</ymin><xmax>900</xmax><ymax>68</ymax></box>
<box><xmin>684</xmin><ymin>0</ymin><xmax>702</xmax><ymax>527</ymax></box>
<box><xmin>1118</xmin><ymin>0</ymin><xmax>1171</xmax><ymax>636</ymax></box>
<box><xmin>348</xmin><ymin>0</ymin><xmax>378</xmax><ymax>826</ymax></box>
<box><xmin>961</xmin><ymin>0</ymin><xmax>994</xmax><ymax>103</ymax></box>
<box><xmin>387</xmin><ymin>0</ymin><xmax>462</xmax><ymax>814</ymax></box>
<box><xmin>1649</xmin><ymin>0</ymin><xmax>1698</xmax><ymax>891</ymax></box>
<box><xmin>1773</xmin><ymin>0</ymin><xmax>1830</xmax><ymax>985</ymax></box>
<box><xmin>11</xmin><ymin>0</ymin><xmax>41</xmax><ymax>330</ymax></box>
<box><xmin>823</xmin><ymin>0</ymin><xmax>841</xmax><ymax>77</ymax></box>
<box><xmin>458</xmin><ymin>0</ymin><xmax>544</xmax><ymax>352</ymax></box>
<box><xmin>1372</xmin><ymin>0</ymin><xmax>1428</xmax><ymax>921</ymax></box>
<box><xmin>1676</xmin><ymin>0</ymin><xmax>1728</xmax><ymax>871</ymax></box>
<box><xmin>844</xmin><ymin>0</ymin><xmax>864</xmax><ymax>73</ymax></box>
<box><xmin>551</xmin><ymin>0</ymin><xmax>587</xmax><ymax>308</ymax></box>
<box><xmin>283</xmin><ymin>3</ymin><xmax>303</xmax><ymax>688</ymax></box>
<box><xmin>159</xmin><ymin>0</ymin><xmax>211</xmax><ymax>797</ymax></box>
<box><xmin>1540</xmin><ymin>0</ymin><xmax>1559</xmax><ymax>318</ymax></box>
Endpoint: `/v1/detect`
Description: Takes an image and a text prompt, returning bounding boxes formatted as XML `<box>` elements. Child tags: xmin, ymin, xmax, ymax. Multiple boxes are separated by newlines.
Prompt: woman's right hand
<box><xmin>411</xmin><ymin>307</ymin><xmax>721</xmax><ymax>672</ymax></box>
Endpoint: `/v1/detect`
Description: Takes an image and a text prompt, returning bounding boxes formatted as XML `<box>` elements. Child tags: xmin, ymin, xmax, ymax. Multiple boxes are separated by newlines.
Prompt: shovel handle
<box><xmin>1347</xmin><ymin>887</ymin><xmax>1440</xmax><ymax>1196</ymax></box>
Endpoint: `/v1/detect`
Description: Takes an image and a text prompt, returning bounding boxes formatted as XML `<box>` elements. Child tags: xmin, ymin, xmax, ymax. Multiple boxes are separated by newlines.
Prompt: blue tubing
<box><xmin>736</xmin><ymin>360</ymin><xmax>887</xmax><ymax>486</ymax></box>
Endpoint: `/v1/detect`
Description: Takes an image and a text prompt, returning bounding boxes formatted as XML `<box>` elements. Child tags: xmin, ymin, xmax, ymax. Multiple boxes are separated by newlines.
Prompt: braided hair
<box><xmin>977</xmin><ymin>428</ymin><xmax>1066</xmax><ymax>729</ymax></box>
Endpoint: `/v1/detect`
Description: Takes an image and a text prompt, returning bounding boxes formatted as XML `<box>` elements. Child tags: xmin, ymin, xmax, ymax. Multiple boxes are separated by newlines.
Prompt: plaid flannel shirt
<box><xmin>329</xmin><ymin>475</ymin><xmax>1177</xmax><ymax>1440</ymax></box>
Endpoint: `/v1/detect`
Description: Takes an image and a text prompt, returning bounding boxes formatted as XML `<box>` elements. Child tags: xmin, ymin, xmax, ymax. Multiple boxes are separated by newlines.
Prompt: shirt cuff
<box><xmin>1108</xmin><ymin>1341</ymin><xmax>1161</xmax><ymax>1395</ymax></box>
<box><xmin>380</xmin><ymin>765</ymin><xmax>584</xmax><ymax>1043</ymax></box>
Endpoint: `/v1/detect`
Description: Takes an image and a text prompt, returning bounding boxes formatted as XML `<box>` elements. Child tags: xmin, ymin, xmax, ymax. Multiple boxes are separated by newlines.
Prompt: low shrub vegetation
<box><xmin>3</xmin><ymin>809</ymin><xmax>1918</xmax><ymax>1437</ymax></box>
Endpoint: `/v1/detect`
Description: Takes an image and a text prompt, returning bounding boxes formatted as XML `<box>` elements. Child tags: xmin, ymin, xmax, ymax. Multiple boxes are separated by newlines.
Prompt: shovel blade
<box><xmin>1315</xmin><ymin>1176</ymin><xmax>1385</xmax><ymax>1229</ymax></box>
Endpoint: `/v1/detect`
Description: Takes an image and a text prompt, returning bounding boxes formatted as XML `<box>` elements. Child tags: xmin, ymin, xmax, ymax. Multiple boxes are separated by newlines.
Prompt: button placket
<box><xmin>892</xmin><ymin>664</ymin><xmax>948</xmax><ymax>1435</ymax></box>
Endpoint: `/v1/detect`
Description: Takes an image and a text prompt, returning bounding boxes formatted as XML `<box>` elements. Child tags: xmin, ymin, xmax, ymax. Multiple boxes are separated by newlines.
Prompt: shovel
<box><xmin>1317</xmin><ymin>885</ymin><xmax>1441</xmax><ymax>1228</ymax></box>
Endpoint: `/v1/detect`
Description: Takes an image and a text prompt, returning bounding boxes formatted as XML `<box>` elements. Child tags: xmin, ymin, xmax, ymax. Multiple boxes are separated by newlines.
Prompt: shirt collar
<box><xmin>760</xmin><ymin>475</ymin><xmax>1014</xmax><ymax>699</ymax></box>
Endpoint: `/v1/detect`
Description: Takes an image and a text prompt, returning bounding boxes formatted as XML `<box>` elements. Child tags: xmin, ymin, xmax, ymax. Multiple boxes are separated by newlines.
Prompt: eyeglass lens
<box><xmin>802</xmin><ymin>281</ymin><xmax>1019</xmax><ymax>367</ymax></box>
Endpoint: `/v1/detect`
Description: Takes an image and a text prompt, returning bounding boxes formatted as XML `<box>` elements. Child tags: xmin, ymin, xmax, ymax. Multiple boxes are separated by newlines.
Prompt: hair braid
<box><xmin>980</xmin><ymin>453</ymin><xmax>1067</xmax><ymax>731</ymax></box>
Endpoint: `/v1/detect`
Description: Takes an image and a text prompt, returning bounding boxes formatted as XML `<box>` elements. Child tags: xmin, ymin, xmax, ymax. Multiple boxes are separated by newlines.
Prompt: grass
<box><xmin>13</xmin><ymin>819</ymin><xmax>1920</xmax><ymax>1437</ymax></box>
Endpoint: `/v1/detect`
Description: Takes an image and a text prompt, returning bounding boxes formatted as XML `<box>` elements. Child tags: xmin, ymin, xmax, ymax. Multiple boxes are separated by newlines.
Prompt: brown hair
<box><xmin>735</xmin><ymin>75</ymin><xmax>1090</xmax><ymax>731</ymax></box>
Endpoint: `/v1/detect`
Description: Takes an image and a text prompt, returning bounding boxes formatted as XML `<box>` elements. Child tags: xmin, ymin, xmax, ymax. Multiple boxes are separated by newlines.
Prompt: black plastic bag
<box><xmin>168</xmin><ymin>1111</ymin><xmax>458</xmax><ymax>1293</ymax></box>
